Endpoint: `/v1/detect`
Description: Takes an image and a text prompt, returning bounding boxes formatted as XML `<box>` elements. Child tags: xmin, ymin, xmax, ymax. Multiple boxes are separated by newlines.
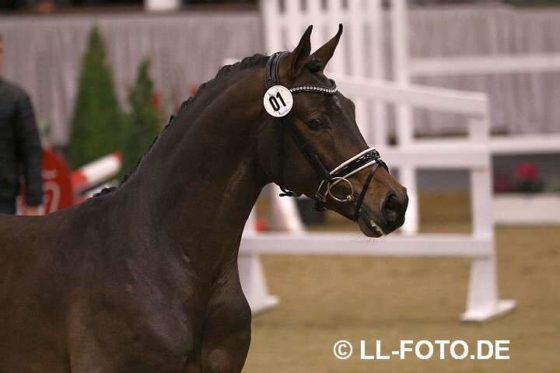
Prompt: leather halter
<box><xmin>264</xmin><ymin>52</ymin><xmax>388</xmax><ymax>222</ymax></box>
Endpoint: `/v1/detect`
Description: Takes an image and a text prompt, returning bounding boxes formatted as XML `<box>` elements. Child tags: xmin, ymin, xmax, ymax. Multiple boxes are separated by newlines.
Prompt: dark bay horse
<box><xmin>0</xmin><ymin>26</ymin><xmax>407</xmax><ymax>372</ymax></box>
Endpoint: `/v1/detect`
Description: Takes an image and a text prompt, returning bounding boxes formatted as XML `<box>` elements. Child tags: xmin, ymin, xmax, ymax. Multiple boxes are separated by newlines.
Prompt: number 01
<box><xmin>269</xmin><ymin>92</ymin><xmax>287</xmax><ymax>111</ymax></box>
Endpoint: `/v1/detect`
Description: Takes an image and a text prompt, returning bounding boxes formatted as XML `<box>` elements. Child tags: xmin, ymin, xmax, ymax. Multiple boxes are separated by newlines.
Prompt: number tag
<box><xmin>263</xmin><ymin>85</ymin><xmax>293</xmax><ymax>117</ymax></box>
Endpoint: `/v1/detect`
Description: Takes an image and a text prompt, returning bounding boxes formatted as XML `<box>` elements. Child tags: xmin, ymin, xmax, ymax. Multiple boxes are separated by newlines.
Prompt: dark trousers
<box><xmin>0</xmin><ymin>200</ymin><xmax>16</xmax><ymax>215</ymax></box>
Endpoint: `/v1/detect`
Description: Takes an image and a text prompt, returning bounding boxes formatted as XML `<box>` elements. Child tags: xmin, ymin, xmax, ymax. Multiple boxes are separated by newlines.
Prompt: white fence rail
<box><xmin>333</xmin><ymin>76</ymin><xmax>489</xmax><ymax>117</ymax></box>
<box><xmin>412</xmin><ymin>54</ymin><xmax>560</xmax><ymax>76</ymax></box>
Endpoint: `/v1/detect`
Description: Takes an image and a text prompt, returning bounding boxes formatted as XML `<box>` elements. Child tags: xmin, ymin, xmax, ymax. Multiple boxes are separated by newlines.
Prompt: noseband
<box><xmin>264</xmin><ymin>52</ymin><xmax>388</xmax><ymax>222</ymax></box>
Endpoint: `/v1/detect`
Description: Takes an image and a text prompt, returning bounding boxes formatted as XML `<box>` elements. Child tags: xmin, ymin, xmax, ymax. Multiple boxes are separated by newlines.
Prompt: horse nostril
<box><xmin>382</xmin><ymin>193</ymin><xmax>404</xmax><ymax>225</ymax></box>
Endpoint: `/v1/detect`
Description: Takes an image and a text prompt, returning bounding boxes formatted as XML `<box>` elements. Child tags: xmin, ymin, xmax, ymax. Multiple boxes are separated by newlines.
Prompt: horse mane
<box><xmin>98</xmin><ymin>53</ymin><xmax>269</xmax><ymax>195</ymax></box>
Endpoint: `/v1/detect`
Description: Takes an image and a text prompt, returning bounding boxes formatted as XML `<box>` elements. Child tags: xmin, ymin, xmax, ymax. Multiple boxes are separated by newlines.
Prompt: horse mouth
<box><xmin>358</xmin><ymin>216</ymin><xmax>384</xmax><ymax>238</ymax></box>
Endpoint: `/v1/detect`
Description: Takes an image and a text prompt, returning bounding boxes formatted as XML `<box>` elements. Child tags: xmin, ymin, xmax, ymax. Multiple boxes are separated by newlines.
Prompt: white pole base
<box><xmin>462</xmin><ymin>299</ymin><xmax>516</xmax><ymax>322</ymax></box>
<box><xmin>249</xmin><ymin>295</ymin><xmax>280</xmax><ymax>315</ymax></box>
<box><xmin>238</xmin><ymin>252</ymin><xmax>279</xmax><ymax>315</ymax></box>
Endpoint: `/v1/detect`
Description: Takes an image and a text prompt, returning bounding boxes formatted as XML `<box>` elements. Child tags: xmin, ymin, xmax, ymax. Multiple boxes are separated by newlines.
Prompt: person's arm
<box><xmin>14</xmin><ymin>91</ymin><xmax>43</xmax><ymax>214</ymax></box>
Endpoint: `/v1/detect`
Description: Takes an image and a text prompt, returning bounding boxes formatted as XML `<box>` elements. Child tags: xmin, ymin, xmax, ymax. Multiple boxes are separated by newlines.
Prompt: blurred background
<box><xmin>1</xmin><ymin>0</ymin><xmax>559</xmax><ymax>372</ymax></box>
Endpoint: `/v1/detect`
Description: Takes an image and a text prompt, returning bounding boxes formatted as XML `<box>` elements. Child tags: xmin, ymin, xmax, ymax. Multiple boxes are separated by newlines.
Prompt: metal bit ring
<box><xmin>326</xmin><ymin>177</ymin><xmax>355</xmax><ymax>203</ymax></box>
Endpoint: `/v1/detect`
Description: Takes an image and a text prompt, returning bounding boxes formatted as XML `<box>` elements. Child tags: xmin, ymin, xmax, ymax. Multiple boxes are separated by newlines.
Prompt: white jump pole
<box><xmin>462</xmin><ymin>115</ymin><xmax>516</xmax><ymax>321</ymax></box>
<box><xmin>391</xmin><ymin>0</ymin><xmax>419</xmax><ymax>235</ymax></box>
<box><xmin>373</xmin><ymin>0</ymin><xmax>388</xmax><ymax>148</ymax></box>
<box><xmin>71</xmin><ymin>152</ymin><xmax>122</xmax><ymax>194</ymax></box>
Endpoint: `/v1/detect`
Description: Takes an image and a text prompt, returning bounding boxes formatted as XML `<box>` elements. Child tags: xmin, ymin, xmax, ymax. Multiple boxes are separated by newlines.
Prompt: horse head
<box><xmin>257</xmin><ymin>25</ymin><xmax>408</xmax><ymax>237</ymax></box>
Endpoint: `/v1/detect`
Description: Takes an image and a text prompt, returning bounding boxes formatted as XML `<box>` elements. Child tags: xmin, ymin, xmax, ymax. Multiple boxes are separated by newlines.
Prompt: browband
<box><xmin>265</xmin><ymin>52</ymin><xmax>340</xmax><ymax>95</ymax></box>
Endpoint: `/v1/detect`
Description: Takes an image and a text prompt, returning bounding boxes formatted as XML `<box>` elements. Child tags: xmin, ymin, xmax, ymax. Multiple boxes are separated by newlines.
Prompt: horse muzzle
<box><xmin>357</xmin><ymin>188</ymin><xmax>408</xmax><ymax>237</ymax></box>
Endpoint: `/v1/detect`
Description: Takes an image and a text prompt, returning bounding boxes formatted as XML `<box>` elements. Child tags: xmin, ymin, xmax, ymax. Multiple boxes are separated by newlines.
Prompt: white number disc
<box><xmin>263</xmin><ymin>85</ymin><xmax>293</xmax><ymax>117</ymax></box>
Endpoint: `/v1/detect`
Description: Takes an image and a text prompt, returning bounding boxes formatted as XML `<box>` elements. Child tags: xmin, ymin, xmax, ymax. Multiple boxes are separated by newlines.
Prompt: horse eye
<box><xmin>307</xmin><ymin>118</ymin><xmax>325</xmax><ymax>130</ymax></box>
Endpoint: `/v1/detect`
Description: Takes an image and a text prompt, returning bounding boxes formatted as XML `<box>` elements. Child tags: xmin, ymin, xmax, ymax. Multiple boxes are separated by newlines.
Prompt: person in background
<box><xmin>0</xmin><ymin>34</ymin><xmax>44</xmax><ymax>215</ymax></box>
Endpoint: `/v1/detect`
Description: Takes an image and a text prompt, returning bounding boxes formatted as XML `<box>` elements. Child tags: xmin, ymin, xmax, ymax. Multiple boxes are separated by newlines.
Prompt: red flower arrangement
<box><xmin>514</xmin><ymin>162</ymin><xmax>543</xmax><ymax>193</ymax></box>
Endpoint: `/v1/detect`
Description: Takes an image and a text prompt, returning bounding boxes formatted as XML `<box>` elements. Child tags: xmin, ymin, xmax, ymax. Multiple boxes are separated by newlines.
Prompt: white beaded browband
<box><xmin>289</xmin><ymin>85</ymin><xmax>338</xmax><ymax>95</ymax></box>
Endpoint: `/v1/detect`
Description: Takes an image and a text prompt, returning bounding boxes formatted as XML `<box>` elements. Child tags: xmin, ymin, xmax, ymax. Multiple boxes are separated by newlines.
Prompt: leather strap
<box><xmin>354</xmin><ymin>162</ymin><xmax>380</xmax><ymax>222</ymax></box>
<box><xmin>264</xmin><ymin>52</ymin><xmax>286</xmax><ymax>89</ymax></box>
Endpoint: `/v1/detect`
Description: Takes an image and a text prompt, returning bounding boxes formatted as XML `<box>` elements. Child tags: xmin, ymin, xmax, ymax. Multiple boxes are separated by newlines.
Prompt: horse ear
<box><xmin>311</xmin><ymin>24</ymin><xmax>343</xmax><ymax>71</ymax></box>
<box><xmin>285</xmin><ymin>25</ymin><xmax>313</xmax><ymax>79</ymax></box>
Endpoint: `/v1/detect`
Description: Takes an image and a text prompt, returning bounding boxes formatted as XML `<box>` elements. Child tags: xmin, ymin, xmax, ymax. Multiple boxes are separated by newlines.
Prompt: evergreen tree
<box><xmin>120</xmin><ymin>58</ymin><xmax>163</xmax><ymax>179</ymax></box>
<box><xmin>68</xmin><ymin>27</ymin><xmax>124</xmax><ymax>168</ymax></box>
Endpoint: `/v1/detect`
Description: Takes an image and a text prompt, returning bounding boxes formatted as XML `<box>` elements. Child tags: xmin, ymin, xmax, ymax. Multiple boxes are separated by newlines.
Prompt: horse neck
<box><xmin>118</xmin><ymin>70</ymin><xmax>267</xmax><ymax>267</ymax></box>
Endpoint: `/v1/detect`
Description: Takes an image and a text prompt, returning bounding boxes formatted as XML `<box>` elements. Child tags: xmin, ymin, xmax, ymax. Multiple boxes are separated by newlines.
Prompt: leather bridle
<box><xmin>264</xmin><ymin>51</ymin><xmax>388</xmax><ymax>222</ymax></box>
